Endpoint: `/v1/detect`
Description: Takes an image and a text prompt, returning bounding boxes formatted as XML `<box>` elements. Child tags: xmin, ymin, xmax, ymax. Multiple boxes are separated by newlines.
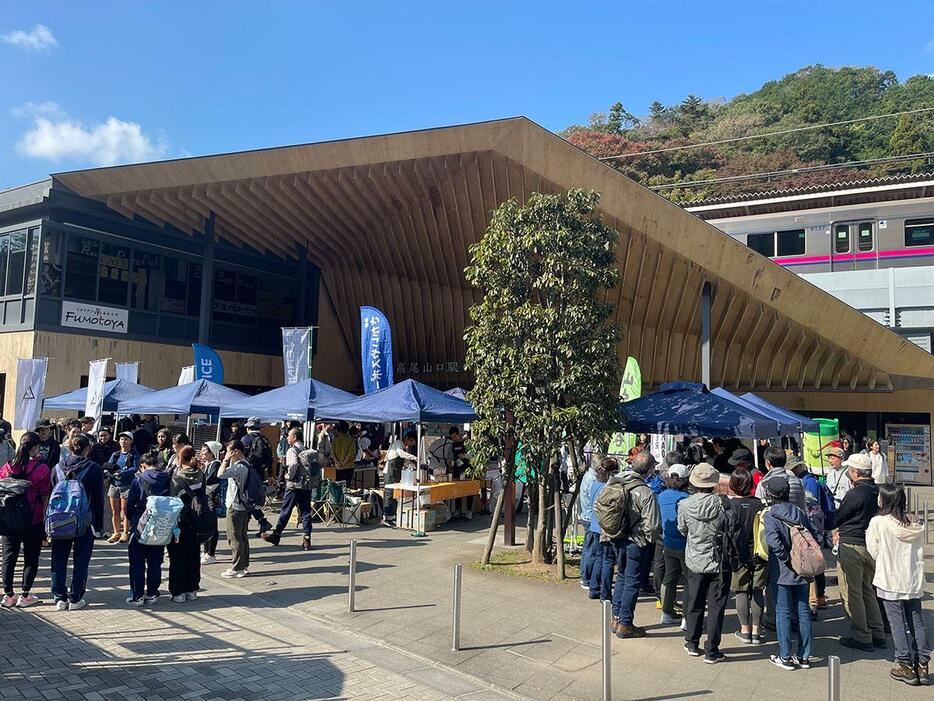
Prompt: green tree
<box><xmin>465</xmin><ymin>189</ymin><xmax>622</xmax><ymax>567</ymax></box>
<box><xmin>606</xmin><ymin>102</ymin><xmax>640</xmax><ymax>133</ymax></box>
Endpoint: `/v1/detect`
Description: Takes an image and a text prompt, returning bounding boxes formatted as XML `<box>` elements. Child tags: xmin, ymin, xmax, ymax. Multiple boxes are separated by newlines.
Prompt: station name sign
<box><xmin>61</xmin><ymin>301</ymin><xmax>129</xmax><ymax>334</ymax></box>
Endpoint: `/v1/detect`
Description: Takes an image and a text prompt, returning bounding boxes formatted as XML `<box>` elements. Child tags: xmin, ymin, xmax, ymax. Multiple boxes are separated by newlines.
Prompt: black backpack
<box><xmin>237</xmin><ymin>465</ymin><xmax>267</xmax><ymax>510</ymax></box>
<box><xmin>0</xmin><ymin>467</ymin><xmax>34</xmax><ymax>538</ymax></box>
<box><xmin>720</xmin><ymin>498</ymin><xmax>759</xmax><ymax>571</ymax></box>
<box><xmin>175</xmin><ymin>475</ymin><xmax>217</xmax><ymax>544</ymax></box>
<box><xmin>245</xmin><ymin>434</ymin><xmax>273</xmax><ymax>474</ymax></box>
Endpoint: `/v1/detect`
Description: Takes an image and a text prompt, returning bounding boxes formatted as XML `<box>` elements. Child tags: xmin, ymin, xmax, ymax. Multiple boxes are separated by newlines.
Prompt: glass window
<box><xmin>161</xmin><ymin>256</ymin><xmax>190</xmax><ymax>314</ymax></box>
<box><xmin>857</xmin><ymin>222</ymin><xmax>873</xmax><ymax>252</ymax></box>
<box><xmin>40</xmin><ymin>229</ymin><xmax>62</xmax><ymax>296</ymax></box>
<box><xmin>187</xmin><ymin>263</ymin><xmax>202</xmax><ymax>316</ymax></box>
<box><xmin>776</xmin><ymin>229</ymin><xmax>806</xmax><ymax>256</ymax></box>
<box><xmin>131</xmin><ymin>251</ymin><xmax>162</xmax><ymax>311</ymax></box>
<box><xmin>6</xmin><ymin>231</ymin><xmax>26</xmax><ymax>295</ymax></box>
<box><xmin>235</xmin><ymin>273</ymin><xmax>257</xmax><ymax>326</ymax></box>
<box><xmin>904</xmin><ymin>218</ymin><xmax>934</xmax><ymax>247</ymax></box>
<box><xmin>64</xmin><ymin>236</ymin><xmax>99</xmax><ymax>301</ymax></box>
<box><xmin>25</xmin><ymin>228</ymin><xmax>39</xmax><ymax>295</ymax></box>
<box><xmin>212</xmin><ymin>268</ymin><xmax>236</xmax><ymax>323</ymax></box>
<box><xmin>746</xmin><ymin>232</ymin><xmax>775</xmax><ymax>257</ymax></box>
<box><xmin>0</xmin><ymin>236</ymin><xmax>8</xmax><ymax>296</ymax></box>
<box><xmin>834</xmin><ymin>224</ymin><xmax>850</xmax><ymax>254</ymax></box>
<box><xmin>98</xmin><ymin>242</ymin><xmax>130</xmax><ymax>305</ymax></box>
<box><xmin>257</xmin><ymin>278</ymin><xmax>278</xmax><ymax>330</ymax></box>
<box><xmin>277</xmin><ymin>279</ymin><xmax>297</xmax><ymax>325</ymax></box>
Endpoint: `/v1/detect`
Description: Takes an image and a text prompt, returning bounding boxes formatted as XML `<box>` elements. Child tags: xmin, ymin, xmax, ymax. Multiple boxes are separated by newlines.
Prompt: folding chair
<box><xmin>309</xmin><ymin>480</ymin><xmax>331</xmax><ymax>523</ymax></box>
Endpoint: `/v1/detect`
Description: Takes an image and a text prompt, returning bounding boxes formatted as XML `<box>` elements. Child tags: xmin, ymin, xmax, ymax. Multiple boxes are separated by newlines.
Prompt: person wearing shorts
<box><xmin>106</xmin><ymin>432</ymin><xmax>140</xmax><ymax>544</ymax></box>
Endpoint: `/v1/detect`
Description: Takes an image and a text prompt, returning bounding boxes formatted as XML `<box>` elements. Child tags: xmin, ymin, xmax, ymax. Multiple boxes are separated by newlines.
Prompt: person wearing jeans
<box><xmin>263</xmin><ymin>429</ymin><xmax>314</xmax><ymax>550</ymax></box>
<box><xmin>588</xmin><ymin>458</ymin><xmax>618</xmax><ymax>601</ymax></box>
<box><xmin>218</xmin><ymin>440</ymin><xmax>252</xmax><ymax>577</ymax></box>
<box><xmin>577</xmin><ymin>458</ymin><xmax>598</xmax><ymax>589</ymax></box>
<box><xmin>609</xmin><ymin>452</ymin><xmax>661</xmax><ymax>639</ymax></box>
<box><xmin>763</xmin><ymin>474</ymin><xmax>814</xmax><ymax>670</ymax></box>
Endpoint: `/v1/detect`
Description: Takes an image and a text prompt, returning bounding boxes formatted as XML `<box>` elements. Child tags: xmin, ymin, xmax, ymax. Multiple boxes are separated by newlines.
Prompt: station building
<box><xmin>2</xmin><ymin>117</ymin><xmax>933</xmax><ymax>483</ymax></box>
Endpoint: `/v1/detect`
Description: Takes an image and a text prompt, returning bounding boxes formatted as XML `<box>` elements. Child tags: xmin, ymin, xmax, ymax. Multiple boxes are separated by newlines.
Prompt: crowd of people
<box><xmin>576</xmin><ymin>437</ymin><xmax>930</xmax><ymax>686</ymax></box>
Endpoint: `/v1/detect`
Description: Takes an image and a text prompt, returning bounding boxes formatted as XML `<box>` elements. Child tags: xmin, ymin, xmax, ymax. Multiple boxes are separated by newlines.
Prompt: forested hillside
<box><xmin>562</xmin><ymin>65</ymin><xmax>934</xmax><ymax>202</ymax></box>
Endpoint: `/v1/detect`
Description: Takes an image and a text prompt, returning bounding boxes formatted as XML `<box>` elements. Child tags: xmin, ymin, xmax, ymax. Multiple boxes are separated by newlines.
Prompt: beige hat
<box><xmin>823</xmin><ymin>447</ymin><xmax>844</xmax><ymax>459</ymax></box>
<box><xmin>842</xmin><ymin>453</ymin><xmax>872</xmax><ymax>471</ymax></box>
<box><xmin>689</xmin><ymin>463</ymin><xmax>720</xmax><ymax>489</ymax></box>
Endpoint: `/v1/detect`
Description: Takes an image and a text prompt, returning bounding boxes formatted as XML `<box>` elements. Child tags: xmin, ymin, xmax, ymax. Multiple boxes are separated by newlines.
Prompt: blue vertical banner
<box><xmin>360</xmin><ymin>306</ymin><xmax>393</xmax><ymax>394</ymax></box>
<box><xmin>192</xmin><ymin>344</ymin><xmax>224</xmax><ymax>384</ymax></box>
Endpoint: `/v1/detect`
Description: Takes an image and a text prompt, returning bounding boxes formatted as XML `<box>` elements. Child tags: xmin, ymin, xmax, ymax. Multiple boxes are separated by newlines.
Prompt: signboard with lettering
<box><xmin>61</xmin><ymin>301</ymin><xmax>128</xmax><ymax>334</ymax></box>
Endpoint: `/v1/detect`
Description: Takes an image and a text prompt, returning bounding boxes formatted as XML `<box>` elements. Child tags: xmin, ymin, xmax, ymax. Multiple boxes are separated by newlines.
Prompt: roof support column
<box><xmin>198</xmin><ymin>211</ymin><xmax>216</xmax><ymax>344</ymax></box>
<box><xmin>701</xmin><ymin>281</ymin><xmax>712</xmax><ymax>388</ymax></box>
<box><xmin>297</xmin><ymin>242</ymin><xmax>308</xmax><ymax>324</ymax></box>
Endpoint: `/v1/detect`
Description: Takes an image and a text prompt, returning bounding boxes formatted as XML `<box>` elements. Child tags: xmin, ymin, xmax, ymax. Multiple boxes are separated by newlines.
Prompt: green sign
<box><xmin>609</xmin><ymin>356</ymin><xmax>641</xmax><ymax>455</ymax></box>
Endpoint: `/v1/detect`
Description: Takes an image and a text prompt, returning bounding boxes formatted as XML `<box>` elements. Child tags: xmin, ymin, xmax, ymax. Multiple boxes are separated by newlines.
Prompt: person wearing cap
<box><xmin>105</xmin><ymin>431</ymin><xmax>141</xmax><ymax>544</ymax></box>
<box><xmin>198</xmin><ymin>440</ymin><xmax>224</xmax><ymax>565</ymax></box>
<box><xmin>678</xmin><ymin>462</ymin><xmax>730</xmax><ymax>662</ymax></box>
<box><xmin>834</xmin><ymin>453</ymin><xmax>885</xmax><ymax>652</ymax></box>
<box><xmin>34</xmin><ymin>418</ymin><xmax>61</xmax><ymax>469</ymax></box>
<box><xmin>763</xmin><ymin>475</ymin><xmax>816</xmax><ymax>671</ymax></box>
<box><xmin>657</xmin><ymin>463</ymin><xmax>690</xmax><ymax>625</ymax></box>
<box><xmin>607</xmin><ymin>451</ymin><xmax>660</xmax><ymax>640</ymax></box>
<box><xmin>824</xmin><ymin>447</ymin><xmax>851</xmax><ymax>509</ymax></box>
<box><xmin>754</xmin><ymin>448</ymin><xmax>805</xmax><ymax>512</ymax></box>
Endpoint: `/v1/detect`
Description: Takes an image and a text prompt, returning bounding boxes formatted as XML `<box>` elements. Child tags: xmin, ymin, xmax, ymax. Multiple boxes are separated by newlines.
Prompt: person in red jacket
<box><xmin>0</xmin><ymin>432</ymin><xmax>51</xmax><ymax>608</ymax></box>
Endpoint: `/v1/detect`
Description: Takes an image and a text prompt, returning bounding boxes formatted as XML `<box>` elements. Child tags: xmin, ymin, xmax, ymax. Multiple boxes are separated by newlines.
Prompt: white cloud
<box><xmin>10</xmin><ymin>100</ymin><xmax>64</xmax><ymax>119</ymax></box>
<box><xmin>1</xmin><ymin>24</ymin><xmax>57</xmax><ymax>50</ymax></box>
<box><xmin>15</xmin><ymin>111</ymin><xmax>168</xmax><ymax>166</ymax></box>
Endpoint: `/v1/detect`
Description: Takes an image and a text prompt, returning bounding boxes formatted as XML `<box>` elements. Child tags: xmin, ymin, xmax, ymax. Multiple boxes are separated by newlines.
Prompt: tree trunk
<box><xmin>554</xmin><ymin>464</ymin><xmax>566</xmax><ymax>579</ymax></box>
<box><xmin>531</xmin><ymin>477</ymin><xmax>547</xmax><ymax>564</ymax></box>
<box><xmin>525</xmin><ymin>480</ymin><xmax>537</xmax><ymax>555</ymax></box>
<box><xmin>481</xmin><ymin>484</ymin><xmax>506</xmax><ymax>566</ymax></box>
<box><xmin>561</xmin><ymin>440</ymin><xmax>585</xmax><ymax>535</ymax></box>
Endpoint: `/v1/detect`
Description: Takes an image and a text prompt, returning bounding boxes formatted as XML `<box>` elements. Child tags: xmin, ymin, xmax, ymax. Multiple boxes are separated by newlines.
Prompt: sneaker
<box><xmin>69</xmin><ymin>599</ymin><xmax>87</xmax><ymax>611</ymax></box>
<box><xmin>770</xmin><ymin>655</ymin><xmax>796</xmax><ymax>671</ymax></box>
<box><xmin>464</xmin><ymin>510</ymin><xmax>472</xmax><ymax>521</ymax></box>
<box><xmin>809</xmin><ymin>607</ymin><xmax>818</xmax><ymax>621</ymax></box>
<box><xmin>890</xmin><ymin>661</ymin><xmax>920</xmax><ymax>686</ymax></box>
<box><xmin>107</xmin><ymin>532</ymin><xmax>121</xmax><ymax>544</ymax></box>
<box><xmin>302</xmin><ymin>537</ymin><xmax>312</xmax><ymax>551</ymax></box>
<box><xmin>660</xmin><ymin>612</ymin><xmax>680</xmax><ymax>625</ymax></box>
<box><xmin>380</xmin><ymin>519</ymin><xmax>395</xmax><ymax>528</ymax></box>
<box><xmin>752</xmin><ymin>633</ymin><xmax>766</xmax><ymax>645</ymax></box>
<box><xmin>683</xmin><ymin>641</ymin><xmax>702</xmax><ymax>657</ymax></box>
<box><xmin>170</xmin><ymin>595</ymin><xmax>186</xmax><ymax>603</ymax></box>
<box><xmin>655</xmin><ymin>599</ymin><xmax>663</xmax><ymax>610</ymax></box>
<box><xmin>15</xmin><ymin>594</ymin><xmax>39</xmax><ymax>608</ymax></box>
<box><xmin>872</xmin><ymin>637</ymin><xmax>887</xmax><ymax>649</ymax></box>
<box><xmin>185</xmin><ymin>591</ymin><xmax>198</xmax><ymax>601</ymax></box>
<box><xmin>792</xmin><ymin>656</ymin><xmax>811</xmax><ymax>669</ymax></box>
<box><xmin>704</xmin><ymin>650</ymin><xmax>726</xmax><ymax>665</ymax></box>
<box><xmin>734</xmin><ymin>630</ymin><xmax>753</xmax><ymax>644</ymax></box>
<box><xmin>55</xmin><ymin>600</ymin><xmax>69</xmax><ymax>611</ymax></box>
<box><xmin>615</xmin><ymin>623</ymin><xmax>646</xmax><ymax>639</ymax></box>
<box><xmin>839</xmin><ymin>636</ymin><xmax>873</xmax><ymax>652</ymax></box>
<box><xmin>125</xmin><ymin>597</ymin><xmax>144</xmax><ymax>607</ymax></box>
<box><xmin>201</xmin><ymin>554</ymin><xmax>216</xmax><ymax>565</ymax></box>
<box><xmin>1</xmin><ymin>594</ymin><xmax>16</xmax><ymax>608</ymax></box>
<box><xmin>261</xmin><ymin>531</ymin><xmax>281</xmax><ymax>546</ymax></box>
<box><xmin>221</xmin><ymin>569</ymin><xmax>248</xmax><ymax>578</ymax></box>
<box><xmin>680</xmin><ymin>618</ymin><xmax>687</xmax><ymax>632</ymax></box>
<box><xmin>118</xmin><ymin>532</ymin><xmax>129</xmax><ymax>544</ymax></box>
<box><xmin>144</xmin><ymin>594</ymin><xmax>159</xmax><ymax>604</ymax></box>
<box><xmin>580</xmin><ymin>582</ymin><xmax>589</xmax><ymax>590</ymax></box>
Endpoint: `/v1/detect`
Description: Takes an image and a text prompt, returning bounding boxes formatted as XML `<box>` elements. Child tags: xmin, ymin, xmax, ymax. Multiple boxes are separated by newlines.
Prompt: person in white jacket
<box><xmin>863</xmin><ymin>439</ymin><xmax>889</xmax><ymax>485</ymax></box>
<box><xmin>866</xmin><ymin>483</ymin><xmax>929</xmax><ymax>687</ymax></box>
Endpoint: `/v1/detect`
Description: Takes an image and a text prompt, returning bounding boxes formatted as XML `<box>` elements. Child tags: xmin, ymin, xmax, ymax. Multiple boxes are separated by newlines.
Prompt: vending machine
<box><xmin>886</xmin><ymin>424</ymin><xmax>932</xmax><ymax>485</ymax></box>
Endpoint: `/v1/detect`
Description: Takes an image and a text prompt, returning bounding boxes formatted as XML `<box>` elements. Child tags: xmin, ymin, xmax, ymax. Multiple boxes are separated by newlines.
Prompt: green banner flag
<box><xmin>609</xmin><ymin>356</ymin><xmax>641</xmax><ymax>455</ymax></box>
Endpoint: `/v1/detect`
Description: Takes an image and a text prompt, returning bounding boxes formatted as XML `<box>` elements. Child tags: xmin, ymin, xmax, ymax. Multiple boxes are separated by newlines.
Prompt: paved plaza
<box><xmin>1</xmin><ymin>511</ymin><xmax>932</xmax><ymax>700</ymax></box>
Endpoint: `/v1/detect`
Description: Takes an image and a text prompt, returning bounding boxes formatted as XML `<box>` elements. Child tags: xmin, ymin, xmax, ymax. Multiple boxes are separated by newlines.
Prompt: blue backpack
<box><xmin>136</xmin><ymin>494</ymin><xmax>184</xmax><ymax>546</ymax></box>
<box><xmin>46</xmin><ymin>465</ymin><xmax>93</xmax><ymax>540</ymax></box>
<box><xmin>817</xmin><ymin>481</ymin><xmax>836</xmax><ymax>530</ymax></box>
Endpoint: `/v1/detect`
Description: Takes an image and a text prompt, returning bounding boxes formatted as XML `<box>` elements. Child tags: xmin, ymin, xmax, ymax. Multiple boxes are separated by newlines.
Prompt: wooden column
<box><xmin>198</xmin><ymin>211</ymin><xmax>216</xmax><ymax>344</ymax></box>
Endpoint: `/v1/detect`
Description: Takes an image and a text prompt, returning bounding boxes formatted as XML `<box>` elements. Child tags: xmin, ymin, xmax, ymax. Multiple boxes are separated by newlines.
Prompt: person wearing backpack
<box><xmin>48</xmin><ymin>434</ymin><xmax>104</xmax><ymax>611</ymax></box>
<box><xmin>263</xmin><ymin>428</ymin><xmax>315</xmax><ymax>550</ymax></box>
<box><xmin>168</xmin><ymin>445</ymin><xmax>207</xmax><ymax>602</ymax></box>
<box><xmin>588</xmin><ymin>457</ymin><xmax>618</xmax><ymax>603</ymax></box>
<box><xmin>866</xmin><ymin>483</ymin><xmax>930</xmax><ymax>686</ymax></box>
<box><xmin>124</xmin><ymin>451</ymin><xmax>173</xmax><ymax>606</ymax></box>
<box><xmin>240</xmin><ymin>418</ymin><xmax>274</xmax><ymax>536</ymax></box>
<box><xmin>726</xmin><ymin>468</ymin><xmax>766</xmax><ymax>645</ymax></box>
<box><xmin>764</xmin><ymin>475</ymin><xmax>818</xmax><ymax>671</ymax></box>
<box><xmin>218</xmin><ymin>439</ymin><xmax>252</xmax><ymax>578</ymax></box>
<box><xmin>199</xmin><ymin>441</ymin><xmax>224</xmax><ymax>565</ymax></box>
<box><xmin>1</xmin><ymin>432</ymin><xmax>51</xmax><ymax>608</ymax></box>
<box><xmin>793</xmin><ymin>458</ymin><xmax>832</xmax><ymax>617</ymax></box>
<box><xmin>677</xmin><ymin>462</ymin><xmax>729</xmax><ymax>663</ymax></box>
<box><xmin>656</xmin><ymin>464</ymin><xmax>690</xmax><ymax>626</ymax></box>
<box><xmin>105</xmin><ymin>432</ymin><xmax>141</xmax><ymax>545</ymax></box>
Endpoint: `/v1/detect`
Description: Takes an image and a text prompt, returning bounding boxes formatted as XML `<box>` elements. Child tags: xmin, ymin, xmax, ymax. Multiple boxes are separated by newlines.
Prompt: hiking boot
<box><xmin>261</xmin><ymin>531</ymin><xmax>281</xmax><ymax>546</ymax></box>
<box><xmin>704</xmin><ymin>650</ymin><xmax>725</xmax><ymax>665</ymax></box>
<box><xmin>839</xmin><ymin>636</ymin><xmax>873</xmax><ymax>652</ymax></box>
<box><xmin>770</xmin><ymin>655</ymin><xmax>795</xmax><ymax>671</ymax></box>
<box><xmin>302</xmin><ymin>536</ymin><xmax>312</xmax><ymax>551</ymax></box>
<box><xmin>615</xmin><ymin>623</ymin><xmax>645</xmax><ymax>639</ymax></box>
<box><xmin>610</xmin><ymin>617</ymin><xmax>620</xmax><ymax>634</ymax></box>
<box><xmin>890</xmin><ymin>662</ymin><xmax>920</xmax><ymax>686</ymax></box>
<box><xmin>815</xmin><ymin>595</ymin><xmax>827</xmax><ymax>609</ymax></box>
<box><xmin>69</xmin><ymin>599</ymin><xmax>87</xmax><ymax>611</ymax></box>
<box><xmin>1</xmin><ymin>594</ymin><xmax>16</xmax><ymax>608</ymax></box>
<box><xmin>917</xmin><ymin>662</ymin><xmax>930</xmax><ymax>686</ymax></box>
<box><xmin>683</xmin><ymin>641</ymin><xmax>702</xmax><ymax>657</ymax></box>
<box><xmin>873</xmin><ymin>637</ymin><xmax>887</xmax><ymax>649</ymax></box>
<box><xmin>107</xmin><ymin>532</ymin><xmax>121</xmax><ymax>544</ymax></box>
<box><xmin>15</xmin><ymin>594</ymin><xmax>39</xmax><ymax>608</ymax></box>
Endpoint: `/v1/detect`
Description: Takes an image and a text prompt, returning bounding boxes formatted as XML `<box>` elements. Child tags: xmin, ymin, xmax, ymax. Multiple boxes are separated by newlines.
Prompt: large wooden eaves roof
<box><xmin>52</xmin><ymin>117</ymin><xmax>934</xmax><ymax>392</ymax></box>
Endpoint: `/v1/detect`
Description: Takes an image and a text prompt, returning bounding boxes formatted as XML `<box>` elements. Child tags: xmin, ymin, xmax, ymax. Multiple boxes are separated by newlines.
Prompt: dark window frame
<box><xmin>856</xmin><ymin>222</ymin><xmax>874</xmax><ymax>253</ymax></box>
<box><xmin>834</xmin><ymin>224</ymin><xmax>851</xmax><ymax>254</ymax></box>
<box><xmin>776</xmin><ymin>229</ymin><xmax>806</xmax><ymax>257</ymax></box>
<box><xmin>746</xmin><ymin>232</ymin><xmax>775</xmax><ymax>257</ymax></box>
<box><xmin>904</xmin><ymin>218</ymin><xmax>934</xmax><ymax>248</ymax></box>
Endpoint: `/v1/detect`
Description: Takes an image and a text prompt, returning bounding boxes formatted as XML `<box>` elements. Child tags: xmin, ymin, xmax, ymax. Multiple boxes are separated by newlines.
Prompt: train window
<box><xmin>776</xmin><ymin>229</ymin><xmax>805</xmax><ymax>256</ymax></box>
<box><xmin>857</xmin><ymin>222</ymin><xmax>873</xmax><ymax>252</ymax></box>
<box><xmin>746</xmin><ymin>232</ymin><xmax>775</xmax><ymax>257</ymax></box>
<box><xmin>834</xmin><ymin>224</ymin><xmax>850</xmax><ymax>254</ymax></box>
<box><xmin>905</xmin><ymin>218</ymin><xmax>934</xmax><ymax>247</ymax></box>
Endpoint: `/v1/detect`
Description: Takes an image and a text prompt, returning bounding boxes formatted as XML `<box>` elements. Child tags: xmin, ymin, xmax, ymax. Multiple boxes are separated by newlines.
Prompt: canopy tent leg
<box><xmin>413</xmin><ymin>423</ymin><xmax>426</xmax><ymax>537</ymax></box>
<box><xmin>216</xmin><ymin>420</ymin><xmax>223</xmax><ymax>443</ymax></box>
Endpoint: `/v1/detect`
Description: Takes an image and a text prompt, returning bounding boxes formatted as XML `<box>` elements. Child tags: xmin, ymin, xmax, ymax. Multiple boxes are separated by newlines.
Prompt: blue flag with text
<box><xmin>360</xmin><ymin>306</ymin><xmax>393</xmax><ymax>394</ymax></box>
<box><xmin>192</xmin><ymin>344</ymin><xmax>224</xmax><ymax>385</ymax></box>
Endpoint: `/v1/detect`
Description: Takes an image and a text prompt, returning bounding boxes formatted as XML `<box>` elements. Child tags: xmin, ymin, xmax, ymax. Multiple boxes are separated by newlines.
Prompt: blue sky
<box><xmin>2</xmin><ymin>1</ymin><xmax>934</xmax><ymax>189</ymax></box>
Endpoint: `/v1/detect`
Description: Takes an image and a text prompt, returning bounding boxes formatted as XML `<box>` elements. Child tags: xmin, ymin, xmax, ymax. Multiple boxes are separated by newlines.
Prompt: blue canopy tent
<box><xmin>620</xmin><ymin>382</ymin><xmax>781</xmax><ymax>438</ymax></box>
<box><xmin>218</xmin><ymin>378</ymin><xmax>356</xmax><ymax>422</ymax></box>
<box><xmin>117</xmin><ymin>379</ymin><xmax>248</xmax><ymax>416</ymax></box>
<box><xmin>444</xmin><ymin>387</ymin><xmax>467</xmax><ymax>401</ymax></box>
<box><xmin>739</xmin><ymin>393</ymin><xmax>820</xmax><ymax>433</ymax></box>
<box><xmin>43</xmin><ymin>379</ymin><xmax>156</xmax><ymax>413</ymax></box>
<box><xmin>710</xmin><ymin>387</ymin><xmax>798</xmax><ymax>437</ymax></box>
<box><xmin>319</xmin><ymin>378</ymin><xmax>477</xmax><ymax>424</ymax></box>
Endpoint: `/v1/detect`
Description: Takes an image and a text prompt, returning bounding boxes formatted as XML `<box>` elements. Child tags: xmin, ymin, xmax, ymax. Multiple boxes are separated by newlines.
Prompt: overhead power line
<box><xmin>597</xmin><ymin>106</ymin><xmax>934</xmax><ymax>161</ymax></box>
<box><xmin>647</xmin><ymin>151</ymin><xmax>934</xmax><ymax>191</ymax></box>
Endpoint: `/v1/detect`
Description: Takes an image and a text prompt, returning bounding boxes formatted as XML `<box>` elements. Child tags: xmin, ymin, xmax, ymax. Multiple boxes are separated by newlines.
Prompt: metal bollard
<box><xmin>925</xmin><ymin>501</ymin><xmax>930</xmax><ymax>545</ymax></box>
<box><xmin>348</xmin><ymin>539</ymin><xmax>357</xmax><ymax>613</ymax></box>
<box><xmin>907</xmin><ymin>487</ymin><xmax>913</xmax><ymax>515</ymax></box>
<box><xmin>601</xmin><ymin>599</ymin><xmax>612</xmax><ymax>701</ymax></box>
<box><xmin>452</xmin><ymin>563</ymin><xmax>462</xmax><ymax>651</ymax></box>
<box><xmin>828</xmin><ymin>654</ymin><xmax>841</xmax><ymax>701</ymax></box>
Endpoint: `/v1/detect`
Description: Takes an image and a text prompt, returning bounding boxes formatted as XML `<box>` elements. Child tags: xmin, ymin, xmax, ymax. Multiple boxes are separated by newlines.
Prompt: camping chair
<box><xmin>326</xmin><ymin>480</ymin><xmax>363</xmax><ymax>527</ymax></box>
<box><xmin>309</xmin><ymin>480</ymin><xmax>331</xmax><ymax>524</ymax></box>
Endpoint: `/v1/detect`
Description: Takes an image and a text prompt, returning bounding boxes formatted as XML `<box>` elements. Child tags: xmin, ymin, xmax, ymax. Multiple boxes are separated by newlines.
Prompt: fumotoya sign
<box><xmin>61</xmin><ymin>301</ymin><xmax>128</xmax><ymax>334</ymax></box>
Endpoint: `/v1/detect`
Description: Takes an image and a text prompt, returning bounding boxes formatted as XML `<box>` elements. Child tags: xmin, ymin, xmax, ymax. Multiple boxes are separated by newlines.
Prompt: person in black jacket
<box><xmin>89</xmin><ymin>427</ymin><xmax>118</xmax><ymax>468</ymax></box>
<box><xmin>833</xmin><ymin>453</ymin><xmax>884</xmax><ymax>652</ymax></box>
<box><xmin>35</xmin><ymin>418</ymin><xmax>61</xmax><ymax>472</ymax></box>
<box><xmin>49</xmin><ymin>435</ymin><xmax>104</xmax><ymax>611</ymax></box>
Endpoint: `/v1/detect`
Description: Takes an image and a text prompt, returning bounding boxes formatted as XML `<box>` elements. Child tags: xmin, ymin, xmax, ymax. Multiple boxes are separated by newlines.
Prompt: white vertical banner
<box><xmin>85</xmin><ymin>358</ymin><xmax>110</xmax><ymax>431</ymax></box>
<box><xmin>115</xmin><ymin>362</ymin><xmax>139</xmax><ymax>384</ymax></box>
<box><xmin>14</xmin><ymin>358</ymin><xmax>48</xmax><ymax>431</ymax></box>
<box><xmin>177</xmin><ymin>365</ymin><xmax>195</xmax><ymax>386</ymax></box>
<box><xmin>282</xmin><ymin>327</ymin><xmax>313</xmax><ymax>385</ymax></box>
